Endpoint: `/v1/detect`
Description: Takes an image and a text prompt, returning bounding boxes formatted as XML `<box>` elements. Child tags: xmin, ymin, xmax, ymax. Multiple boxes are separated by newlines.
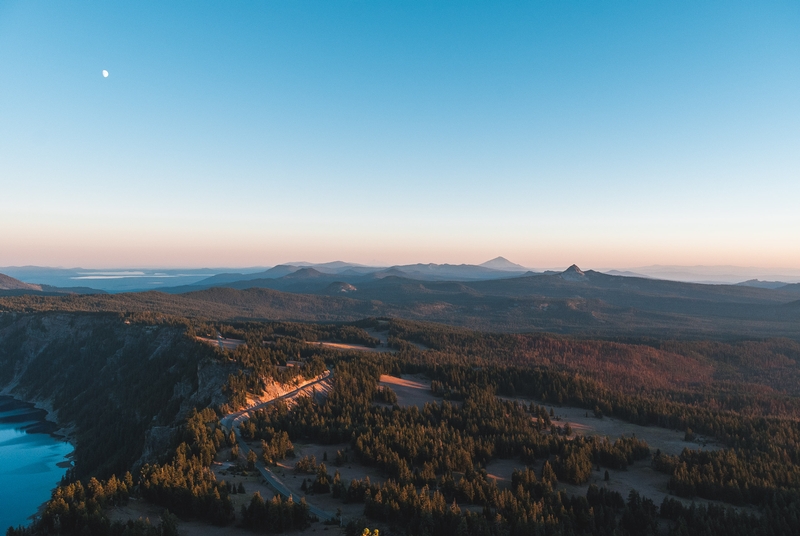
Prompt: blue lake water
<box><xmin>0</xmin><ymin>397</ymin><xmax>72</xmax><ymax>530</ymax></box>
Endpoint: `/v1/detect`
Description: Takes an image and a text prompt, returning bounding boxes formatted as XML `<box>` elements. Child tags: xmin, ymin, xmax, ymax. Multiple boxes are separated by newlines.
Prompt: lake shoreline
<box><xmin>0</xmin><ymin>393</ymin><xmax>75</xmax><ymax>527</ymax></box>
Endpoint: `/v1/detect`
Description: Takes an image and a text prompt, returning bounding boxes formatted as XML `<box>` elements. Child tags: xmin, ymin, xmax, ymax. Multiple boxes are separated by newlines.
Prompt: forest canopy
<box><xmin>1</xmin><ymin>312</ymin><xmax>799</xmax><ymax>535</ymax></box>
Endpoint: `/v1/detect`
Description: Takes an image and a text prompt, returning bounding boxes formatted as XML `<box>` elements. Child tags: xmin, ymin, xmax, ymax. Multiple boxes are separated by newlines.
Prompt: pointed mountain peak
<box><xmin>479</xmin><ymin>256</ymin><xmax>526</xmax><ymax>271</ymax></box>
<box><xmin>559</xmin><ymin>264</ymin><xmax>587</xmax><ymax>281</ymax></box>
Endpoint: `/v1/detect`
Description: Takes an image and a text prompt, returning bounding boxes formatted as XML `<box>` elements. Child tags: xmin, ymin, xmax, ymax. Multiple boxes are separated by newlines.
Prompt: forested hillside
<box><xmin>2</xmin><ymin>312</ymin><xmax>800</xmax><ymax>535</ymax></box>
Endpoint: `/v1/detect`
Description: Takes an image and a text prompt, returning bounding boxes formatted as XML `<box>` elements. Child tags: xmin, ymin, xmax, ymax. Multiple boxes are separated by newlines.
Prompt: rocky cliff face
<box><xmin>0</xmin><ymin>312</ymin><xmax>230</xmax><ymax>478</ymax></box>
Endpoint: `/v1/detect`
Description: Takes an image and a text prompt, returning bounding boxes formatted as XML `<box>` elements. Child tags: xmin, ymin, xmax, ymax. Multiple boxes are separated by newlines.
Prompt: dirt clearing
<box><xmin>195</xmin><ymin>336</ymin><xmax>246</xmax><ymax>351</ymax></box>
<box><xmin>379</xmin><ymin>375</ymin><xmax>439</xmax><ymax>408</ymax></box>
<box><xmin>307</xmin><ymin>341</ymin><xmax>394</xmax><ymax>353</ymax></box>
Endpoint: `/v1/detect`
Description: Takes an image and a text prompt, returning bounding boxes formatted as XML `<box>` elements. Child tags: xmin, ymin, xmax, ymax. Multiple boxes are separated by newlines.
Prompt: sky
<box><xmin>1</xmin><ymin>1</ymin><xmax>799</xmax><ymax>270</ymax></box>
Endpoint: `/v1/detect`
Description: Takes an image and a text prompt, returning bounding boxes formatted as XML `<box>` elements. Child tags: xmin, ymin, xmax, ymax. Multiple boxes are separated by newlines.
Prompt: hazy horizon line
<box><xmin>4</xmin><ymin>261</ymin><xmax>800</xmax><ymax>275</ymax></box>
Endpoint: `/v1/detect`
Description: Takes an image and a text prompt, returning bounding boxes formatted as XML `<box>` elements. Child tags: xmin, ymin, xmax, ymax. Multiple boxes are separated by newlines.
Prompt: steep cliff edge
<box><xmin>0</xmin><ymin>312</ymin><xmax>231</xmax><ymax>479</ymax></box>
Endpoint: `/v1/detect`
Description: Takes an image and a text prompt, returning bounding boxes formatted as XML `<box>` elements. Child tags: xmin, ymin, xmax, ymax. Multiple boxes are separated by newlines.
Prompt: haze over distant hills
<box><xmin>0</xmin><ymin>259</ymin><xmax>534</xmax><ymax>293</ymax></box>
<box><xmin>6</xmin><ymin>259</ymin><xmax>800</xmax><ymax>295</ymax></box>
<box><xmin>0</xmin><ymin>273</ymin><xmax>41</xmax><ymax>292</ymax></box>
<box><xmin>0</xmin><ymin>272</ymin><xmax>100</xmax><ymax>296</ymax></box>
<box><xmin>3</xmin><ymin>261</ymin><xmax>800</xmax><ymax>339</ymax></box>
<box><xmin>621</xmin><ymin>265</ymin><xmax>800</xmax><ymax>285</ymax></box>
<box><xmin>4</xmin><ymin>258</ymin><xmax>800</xmax><ymax>298</ymax></box>
<box><xmin>0</xmin><ymin>267</ymin><xmax>228</xmax><ymax>293</ymax></box>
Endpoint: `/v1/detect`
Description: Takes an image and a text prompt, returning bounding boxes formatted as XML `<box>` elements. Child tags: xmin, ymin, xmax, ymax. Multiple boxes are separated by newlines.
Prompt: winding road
<box><xmin>220</xmin><ymin>371</ymin><xmax>338</xmax><ymax>522</ymax></box>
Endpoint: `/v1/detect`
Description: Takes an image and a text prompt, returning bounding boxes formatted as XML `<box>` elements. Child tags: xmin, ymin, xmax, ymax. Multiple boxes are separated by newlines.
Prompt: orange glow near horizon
<box><xmin>3</xmin><ymin>219</ymin><xmax>800</xmax><ymax>272</ymax></box>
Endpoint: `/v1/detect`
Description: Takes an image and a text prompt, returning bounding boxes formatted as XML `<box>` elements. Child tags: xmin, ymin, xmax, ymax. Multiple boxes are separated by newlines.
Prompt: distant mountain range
<box><xmin>736</xmin><ymin>279</ymin><xmax>800</xmax><ymax>290</ymax></box>
<box><xmin>3</xmin><ymin>262</ymin><xmax>800</xmax><ymax>339</ymax></box>
<box><xmin>6</xmin><ymin>260</ymin><xmax>800</xmax><ymax>293</ymax></box>
<box><xmin>0</xmin><ymin>272</ymin><xmax>101</xmax><ymax>297</ymax></box>
<box><xmin>153</xmin><ymin>261</ymin><xmax>800</xmax><ymax>304</ymax></box>
<box><xmin>158</xmin><ymin>258</ymin><xmax>532</xmax><ymax>294</ymax></box>
<box><xmin>0</xmin><ymin>273</ymin><xmax>41</xmax><ymax>292</ymax></box>
<box><xmin>0</xmin><ymin>258</ymin><xmax>531</xmax><ymax>293</ymax></box>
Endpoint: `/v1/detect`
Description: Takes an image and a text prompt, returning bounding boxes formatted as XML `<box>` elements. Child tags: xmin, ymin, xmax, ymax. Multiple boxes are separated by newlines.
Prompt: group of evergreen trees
<box><xmin>7</xmin><ymin>315</ymin><xmax>800</xmax><ymax>536</ymax></box>
<box><xmin>229</xmin><ymin>319</ymin><xmax>800</xmax><ymax>535</ymax></box>
<box><xmin>239</xmin><ymin>493</ymin><xmax>309</xmax><ymax>533</ymax></box>
<box><xmin>137</xmin><ymin>408</ymin><xmax>236</xmax><ymax>525</ymax></box>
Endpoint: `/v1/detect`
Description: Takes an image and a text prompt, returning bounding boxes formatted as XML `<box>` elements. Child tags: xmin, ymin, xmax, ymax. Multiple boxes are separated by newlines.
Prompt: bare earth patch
<box><xmin>307</xmin><ymin>341</ymin><xmax>395</xmax><ymax>353</ymax></box>
<box><xmin>195</xmin><ymin>336</ymin><xmax>246</xmax><ymax>351</ymax></box>
<box><xmin>236</xmin><ymin>372</ymin><xmax>333</xmax><ymax>414</ymax></box>
<box><xmin>379</xmin><ymin>375</ymin><xmax>439</xmax><ymax>408</ymax></box>
<box><xmin>483</xmin><ymin>458</ymin><xmax>520</xmax><ymax>490</ymax></box>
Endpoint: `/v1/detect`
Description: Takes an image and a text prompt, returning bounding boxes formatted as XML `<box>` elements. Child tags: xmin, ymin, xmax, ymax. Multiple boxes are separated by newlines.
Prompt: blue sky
<box><xmin>1</xmin><ymin>1</ymin><xmax>798</xmax><ymax>269</ymax></box>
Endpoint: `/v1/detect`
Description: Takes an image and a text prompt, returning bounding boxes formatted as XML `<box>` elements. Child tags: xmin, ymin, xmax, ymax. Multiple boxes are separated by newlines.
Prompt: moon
<box><xmin>102</xmin><ymin>70</ymin><xmax>109</xmax><ymax>78</ymax></box>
